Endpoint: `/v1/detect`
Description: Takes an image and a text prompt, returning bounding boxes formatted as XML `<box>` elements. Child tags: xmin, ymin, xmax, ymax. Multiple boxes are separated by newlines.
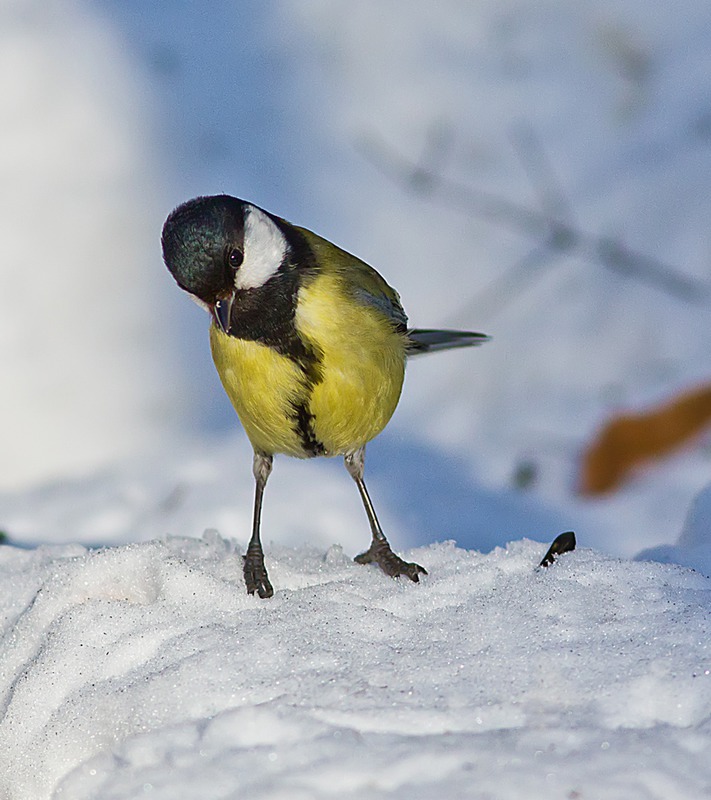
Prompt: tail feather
<box><xmin>406</xmin><ymin>328</ymin><xmax>490</xmax><ymax>355</ymax></box>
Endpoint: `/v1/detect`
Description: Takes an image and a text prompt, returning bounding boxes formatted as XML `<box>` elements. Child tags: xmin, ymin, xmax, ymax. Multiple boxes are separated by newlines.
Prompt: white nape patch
<box><xmin>236</xmin><ymin>205</ymin><xmax>288</xmax><ymax>290</ymax></box>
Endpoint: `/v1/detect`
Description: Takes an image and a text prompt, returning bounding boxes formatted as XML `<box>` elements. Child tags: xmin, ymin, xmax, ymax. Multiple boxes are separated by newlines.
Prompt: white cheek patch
<box><xmin>236</xmin><ymin>205</ymin><xmax>288</xmax><ymax>290</ymax></box>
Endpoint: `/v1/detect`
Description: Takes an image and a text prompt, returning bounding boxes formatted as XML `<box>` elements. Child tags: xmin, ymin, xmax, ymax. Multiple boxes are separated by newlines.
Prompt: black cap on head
<box><xmin>161</xmin><ymin>194</ymin><xmax>246</xmax><ymax>305</ymax></box>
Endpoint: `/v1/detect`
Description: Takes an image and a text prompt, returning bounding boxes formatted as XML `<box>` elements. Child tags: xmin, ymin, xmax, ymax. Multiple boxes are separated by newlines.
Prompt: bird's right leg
<box><xmin>345</xmin><ymin>447</ymin><xmax>427</xmax><ymax>582</ymax></box>
<box><xmin>243</xmin><ymin>451</ymin><xmax>274</xmax><ymax>598</ymax></box>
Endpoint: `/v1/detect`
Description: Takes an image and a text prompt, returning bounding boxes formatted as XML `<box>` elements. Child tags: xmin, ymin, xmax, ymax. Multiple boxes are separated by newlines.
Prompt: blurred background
<box><xmin>3</xmin><ymin>0</ymin><xmax>711</xmax><ymax>561</ymax></box>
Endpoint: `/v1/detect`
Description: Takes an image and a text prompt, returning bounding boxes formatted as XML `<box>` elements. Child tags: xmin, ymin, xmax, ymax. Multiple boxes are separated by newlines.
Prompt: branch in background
<box><xmin>356</xmin><ymin>126</ymin><xmax>709</xmax><ymax>313</ymax></box>
<box><xmin>509</xmin><ymin>121</ymin><xmax>578</xmax><ymax>233</ymax></box>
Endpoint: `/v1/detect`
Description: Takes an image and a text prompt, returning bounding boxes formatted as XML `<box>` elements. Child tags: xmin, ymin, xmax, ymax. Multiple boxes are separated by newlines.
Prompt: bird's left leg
<box><xmin>345</xmin><ymin>446</ymin><xmax>427</xmax><ymax>582</ymax></box>
<box><xmin>243</xmin><ymin>451</ymin><xmax>274</xmax><ymax>598</ymax></box>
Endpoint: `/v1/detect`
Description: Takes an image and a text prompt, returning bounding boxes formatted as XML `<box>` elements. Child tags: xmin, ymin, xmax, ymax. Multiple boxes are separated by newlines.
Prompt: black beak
<box><xmin>213</xmin><ymin>292</ymin><xmax>235</xmax><ymax>334</ymax></box>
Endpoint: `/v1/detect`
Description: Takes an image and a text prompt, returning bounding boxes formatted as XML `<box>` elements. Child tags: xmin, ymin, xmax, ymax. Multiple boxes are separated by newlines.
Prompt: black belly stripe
<box><xmin>224</xmin><ymin>224</ymin><xmax>328</xmax><ymax>455</ymax></box>
<box><xmin>291</xmin><ymin>401</ymin><xmax>326</xmax><ymax>456</ymax></box>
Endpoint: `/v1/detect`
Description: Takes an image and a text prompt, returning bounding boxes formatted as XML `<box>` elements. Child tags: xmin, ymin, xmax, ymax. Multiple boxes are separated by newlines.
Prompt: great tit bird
<box><xmin>162</xmin><ymin>195</ymin><xmax>488</xmax><ymax>598</ymax></box>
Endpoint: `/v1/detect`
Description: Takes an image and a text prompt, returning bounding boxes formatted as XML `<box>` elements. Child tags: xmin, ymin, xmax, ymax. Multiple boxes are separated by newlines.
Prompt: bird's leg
<box><xmin>243</xmin><ymin>451</ymin><xmax>274</xmax><ymax>598</ymax></box>
<box><xmin>345</xmin><ymin>447</ymin><xmax>427</xmax><ymax>582</ymax></box>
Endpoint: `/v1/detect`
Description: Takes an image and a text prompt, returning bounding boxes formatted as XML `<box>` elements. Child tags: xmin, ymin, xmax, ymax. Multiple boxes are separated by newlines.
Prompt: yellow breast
<box><xmin>296</xmin><ymin>273</ymin><xmax>406</xmax><ymax>453</ymax></box>
<box><xmin>209</xmin><ymin>272</ymin><xmax>407</xmax><ymax>458</ymax></box>
<box><xmin>210</xmin><ymin>325</ymin><xmax>308</xmax><ymax>456</ymax></box>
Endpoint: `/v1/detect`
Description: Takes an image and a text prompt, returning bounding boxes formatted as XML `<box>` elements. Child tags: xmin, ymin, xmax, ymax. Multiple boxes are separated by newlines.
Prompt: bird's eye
<box><xmin>228</xmin><ymin>248</ymin><xmax>243</xmax><ymax>269</ymax></box>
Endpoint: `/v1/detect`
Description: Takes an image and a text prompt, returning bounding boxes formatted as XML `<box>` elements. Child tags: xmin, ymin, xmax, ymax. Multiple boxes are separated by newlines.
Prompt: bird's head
<box><xmin>161</xmin><ymin>194</ymin><xmax>291</xmax><ymax>330</ymax></box>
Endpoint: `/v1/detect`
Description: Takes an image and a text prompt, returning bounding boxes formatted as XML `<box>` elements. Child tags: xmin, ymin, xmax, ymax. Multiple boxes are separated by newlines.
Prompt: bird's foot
<box><xmin>243</xmin><ymin>543</ymin><xmax>273</xmax><ymax>598</ymax></box>
<box><xmin>354</xmin><ymin>538</ymin><xmax>427</xmax><ymax>582</ymax></box>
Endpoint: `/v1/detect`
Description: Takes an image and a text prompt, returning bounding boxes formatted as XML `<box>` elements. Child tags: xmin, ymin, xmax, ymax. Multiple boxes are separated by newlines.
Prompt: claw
<box><xmin>355</xmin><ymin>538</ymin><xmax>427</xmax><ymax>582</ymax></box>
<box><xmin>243</xmin><ymin>545</ymin><xmax>273</xmax><ymax>598</ymax></box>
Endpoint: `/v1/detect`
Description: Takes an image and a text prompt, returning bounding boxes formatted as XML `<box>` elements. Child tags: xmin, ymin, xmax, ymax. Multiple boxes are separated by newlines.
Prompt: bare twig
<box><xmin>357</xmin><ymin>126</ymin><xmax>708</xmax><ymax>309</ymax></box>
<box><xmin>510</xmin><ymin>122</ymin><xmax>577</xmax><ymax>230</ymax></box>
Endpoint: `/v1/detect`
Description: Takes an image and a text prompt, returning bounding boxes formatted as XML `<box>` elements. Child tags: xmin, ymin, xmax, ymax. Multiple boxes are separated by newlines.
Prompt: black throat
<box><xmin>222</xmin><ymin>226</ymin><xmax>326</xmax><ymax>457</ymax></box>
<box><xmin>224</xmin><ymin>226</ymin><xmax>322</xmax><ymax>380</ymax></box>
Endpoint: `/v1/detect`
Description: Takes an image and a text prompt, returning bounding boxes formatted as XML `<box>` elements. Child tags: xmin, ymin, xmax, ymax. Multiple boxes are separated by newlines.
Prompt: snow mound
<box><xmin>1</xmin><ymin>536</ymin><xmax>710</xmax><ymax>799</ymax></box>
<box><xmin>638</xmin><ymin>482</ymin><xmax>711</xmax><ymax>577</ymax></box>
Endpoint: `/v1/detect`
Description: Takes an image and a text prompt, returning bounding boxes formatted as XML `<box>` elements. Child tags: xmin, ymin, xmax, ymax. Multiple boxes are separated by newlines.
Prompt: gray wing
<box><xmin>352</xmin><ymin>286</ymin><xmax>409</xmax><ymax>332</ymax></box>
<box><xmin>296</xmin><ymin>224</ymin><xmax>410</xmax><ymax>332</ymax></box>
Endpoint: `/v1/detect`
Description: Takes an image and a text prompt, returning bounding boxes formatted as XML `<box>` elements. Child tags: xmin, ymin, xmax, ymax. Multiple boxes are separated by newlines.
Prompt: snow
<box><xmin>2</xmin><ymin>533</ymin><xmax>710</xmax><ymax>799</ymax></box>
<box><xmin>638</xmin><ymin>483</ymin><xmax>711</xmax><ymax>578</ymax></box>
<box><xmin>3</xmin><ymin>0</ymin><xmax>711</xmax><ymax>796</ymax></box>
<box><xmin>2</xmin><ymin>440</ymin><xmax>711</xmax><ymax>798</ymax></box>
